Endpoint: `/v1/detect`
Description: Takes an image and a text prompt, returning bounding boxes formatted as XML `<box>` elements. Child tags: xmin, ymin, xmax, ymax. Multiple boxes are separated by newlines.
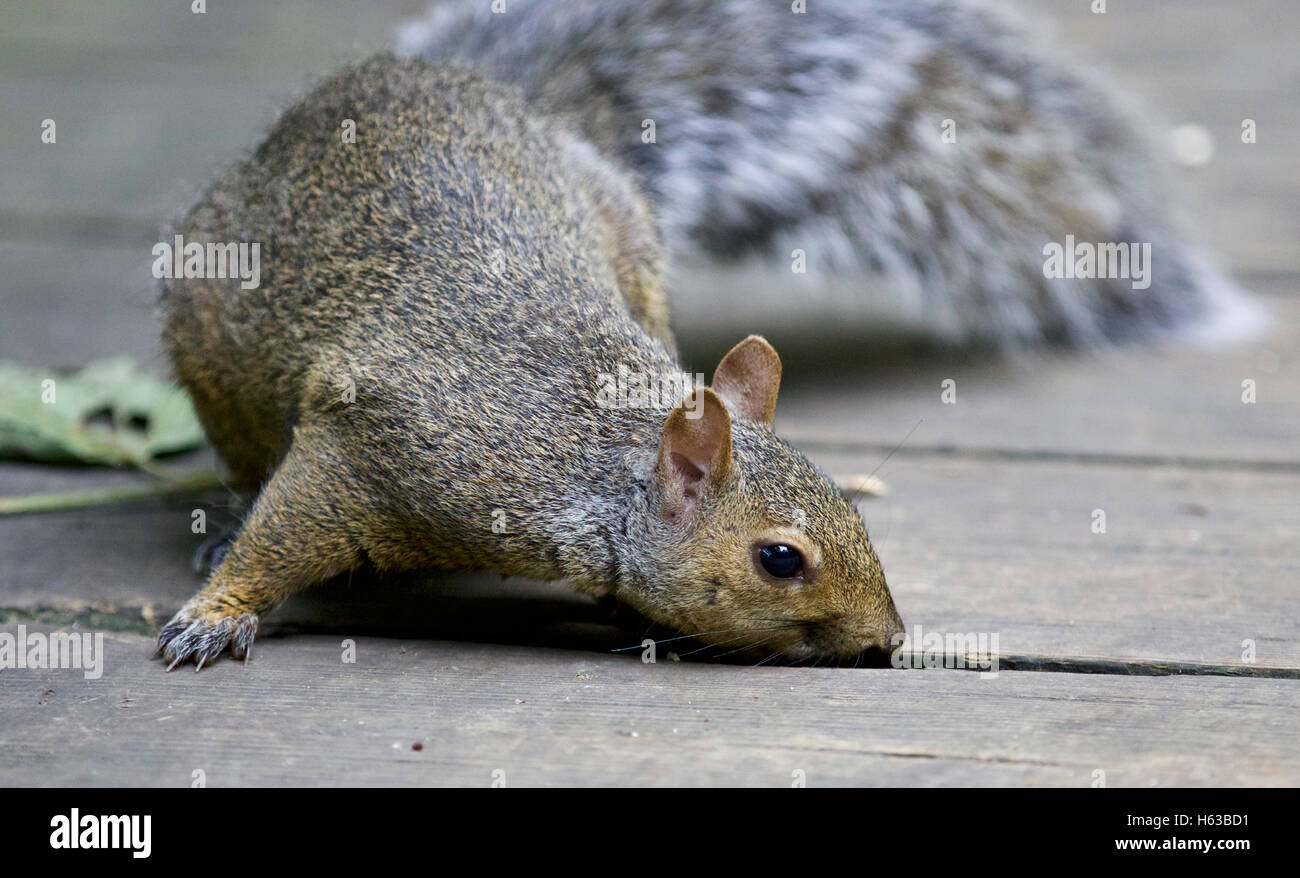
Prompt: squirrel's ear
<box><xmin>712</xmin><ymin>335</ymin><xmax>782</xmax><ymax>424</ymax></box>
<box><xmin>654</xmin><ymin>387</ymin><xmax>733</xmax><ymax>523</ymax></box>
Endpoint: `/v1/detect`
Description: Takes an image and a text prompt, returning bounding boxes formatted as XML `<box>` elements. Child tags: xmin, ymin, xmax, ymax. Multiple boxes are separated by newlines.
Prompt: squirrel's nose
<box><xmin>813</xmin><ymin>620</ymin><xmax>902</xmax><ymax>667</ymax></box>
<box><xmin>860</xmin><ymin>622</ymin><xmax>905</xmax><ymax>668</ymax></box>
<box><xmin>843</xmin><ymin>610</ymin><xmax>905</xmax><ymax>667</ymax></box>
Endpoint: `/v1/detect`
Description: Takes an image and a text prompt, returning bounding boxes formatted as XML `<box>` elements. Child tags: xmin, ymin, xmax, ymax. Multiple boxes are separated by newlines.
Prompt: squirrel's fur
<box><xmin>400</xmin><ymin>0</ymin><xmax>1259</xmax><ymax>346</ymax></box>
<box><xmin>158</xmin><ymin>57</ymin><xmax>902</xmax><ymax>668</ymax></box>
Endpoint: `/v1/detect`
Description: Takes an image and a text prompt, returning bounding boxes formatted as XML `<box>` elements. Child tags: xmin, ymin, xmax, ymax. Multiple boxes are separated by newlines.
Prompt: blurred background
<box><xmin>1</xmin><ymin>0</ymin><xmax>1296</xmax><ymax>372</ymax></box>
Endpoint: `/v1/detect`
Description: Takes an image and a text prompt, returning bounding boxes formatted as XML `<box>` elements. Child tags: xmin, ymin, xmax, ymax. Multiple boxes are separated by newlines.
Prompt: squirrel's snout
<box><xmin>805</xmin><ymin>614</ymin><xmax>905</xmax><ymax>666</ymax></box>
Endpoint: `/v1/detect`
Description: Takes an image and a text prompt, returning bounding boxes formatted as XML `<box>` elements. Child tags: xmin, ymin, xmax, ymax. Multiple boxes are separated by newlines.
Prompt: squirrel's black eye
<box><xmin>758</xmin><ymin>544</ymin><xmax>803</xmax><ymax>579</ymax></box>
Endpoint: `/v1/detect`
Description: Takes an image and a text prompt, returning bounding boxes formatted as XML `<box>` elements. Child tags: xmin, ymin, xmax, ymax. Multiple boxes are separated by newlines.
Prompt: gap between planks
<box><xmin>928</xmin><ymin>653</ymin><xmax>1300</xmax><ymax>680</ymax></box>
<box><xmin>4</xmin><ymin>609</ymin><xmax>1296</xmax><ymax>679</ymax></box>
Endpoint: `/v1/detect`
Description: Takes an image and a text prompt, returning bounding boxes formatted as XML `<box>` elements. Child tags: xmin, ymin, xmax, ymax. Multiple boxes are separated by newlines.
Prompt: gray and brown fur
<box><xmin>158</xmin><ymin>56</ymin><xmax>902</xmax><ymax>669</ymax></box>
<box><xmin>401</xmin><ymin>0</ymin><xmax>1260</xmax><ymax>347</ymax></box>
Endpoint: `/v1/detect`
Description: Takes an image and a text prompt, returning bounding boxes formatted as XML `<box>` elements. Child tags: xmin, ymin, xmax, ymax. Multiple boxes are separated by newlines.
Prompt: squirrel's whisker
<box><xmin>712</xmin><ymin>635</ymin><xmax>780</xmax><ymax>659</ymax></box>
<box><xmin>608</xmin><ymin>625</ymin><xmax>786</xmax><ymax>652</ymax></box>
<box><xmin>753</xmin><ymin>649</ymin><xmax>790</xmax><ymax>668</ymax></box>
<box><xmin>678</xmin><ymin>632</ymin><xmax>754</xmax><ymax>658</ymax></box>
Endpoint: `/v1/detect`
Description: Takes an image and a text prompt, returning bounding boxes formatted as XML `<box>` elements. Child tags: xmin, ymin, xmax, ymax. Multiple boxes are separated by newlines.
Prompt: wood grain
<box><xmin>1</xmin><ymin>628</ymin><xmax>1295</xmax><ymax>787</ymax></box>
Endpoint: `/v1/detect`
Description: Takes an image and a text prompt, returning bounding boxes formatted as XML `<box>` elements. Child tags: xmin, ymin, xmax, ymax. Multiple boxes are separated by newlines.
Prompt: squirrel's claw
<box><xmin>156</xmin><ymin>607</ymin><xmax>258</xmax><ymax>671</ymax></box>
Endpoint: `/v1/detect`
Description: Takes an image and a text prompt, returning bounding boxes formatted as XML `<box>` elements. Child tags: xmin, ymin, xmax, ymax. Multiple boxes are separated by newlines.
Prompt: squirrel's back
<box><xmin>401</xmin><ymin>0</ymin><xmax>1261</xmax><ymax>347</ymax></box>
<box><xmin>161</xmin><ymin>56</ymin><xmax>673</xmax><ymax>487</ymax></box>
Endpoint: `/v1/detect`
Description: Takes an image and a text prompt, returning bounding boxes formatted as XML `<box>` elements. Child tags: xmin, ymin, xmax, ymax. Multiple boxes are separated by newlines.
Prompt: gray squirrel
<box><xmin>399</xmin><ymin>0</ymin><xmax>1259</xmax><ymax>347</ymax></box>
<box><xmin>155</xmin><ymin>1</ymin><xmax>1252</xmax><ymax>669</ymax></box>
<box><xmin>158</xmin><ymin>58</ymin><xmax>903</xmax><ymax>669</ymax></box>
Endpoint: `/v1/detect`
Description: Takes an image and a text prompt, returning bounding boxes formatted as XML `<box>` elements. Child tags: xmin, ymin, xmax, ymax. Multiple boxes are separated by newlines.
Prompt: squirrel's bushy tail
<box><xmin>399</xmin><ymin>0</ymin><xmax>1261</xmax><ymax>348</ymax></box>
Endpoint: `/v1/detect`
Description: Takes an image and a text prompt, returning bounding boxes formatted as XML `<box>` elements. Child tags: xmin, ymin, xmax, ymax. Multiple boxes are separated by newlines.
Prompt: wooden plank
<box><xmin>0</xmin><ymin>75</ymin><xmax>272</xmax><ymax>227</ymax></box>
<box><xmin>1034</xmin><ymin>0</ymin><xmax>1300</xmax><ymax>270</ymax></box>
<box><xmin>0</xmin><ymin>627</ymin><xmax>1295</xmax><ymax>787</ymax></box>
<box><xmin>0</xmin><ymin>241</ymin><xmax>163</xmax><ymax>369</ymax></box>
<box><xmin>0</xmin><ymin>0</ymin><xmax>427</xmax><ymax>227</ymax></box>
<box><xmin>4</xmin><ymin>447</ymin><xmax>1296</xmax><ymax>669</ymax></box>
<box><xmin>771</xmin><ymin>284</ymin><xmax>1300</xmax><ymax>464</ymax></box>
<box><xmin>1006</xmin><ymin>0</ymin><xmax>1300</xmax><ymax>273</ymax></box>
<box><xmin>818</xmin><ymin>451</ymin><xmax>1300</xmax><ymax>671</ymax></box>
<box><xmin>1011</xmin><ymin>0</ymin><xmax>1300</xmax><ymax>95</ymax></box>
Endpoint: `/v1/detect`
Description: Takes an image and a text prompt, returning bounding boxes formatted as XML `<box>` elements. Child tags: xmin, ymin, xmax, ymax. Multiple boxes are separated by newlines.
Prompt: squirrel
<box><xmin>157</xmin><ymin>56</ymin><xmax>904</xmax><ymax>669</ymax></box>
<box><xmin>398</xmin><ymin>0</ymin><xmax>1261</xmax><ymax>347</ymax></box>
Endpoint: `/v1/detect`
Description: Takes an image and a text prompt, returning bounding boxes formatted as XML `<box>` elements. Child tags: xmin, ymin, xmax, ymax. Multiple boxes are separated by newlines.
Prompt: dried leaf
<box><xmin>0</xmin><ymin>357</ymin><xmax>205</xmax><ymax>466</ymax></box>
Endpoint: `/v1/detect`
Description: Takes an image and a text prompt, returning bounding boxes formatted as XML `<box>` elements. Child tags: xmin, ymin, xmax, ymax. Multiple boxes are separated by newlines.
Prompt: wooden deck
<box><xmin>1</xmin><ymin>0</ymin><xmax>1296</xmax><ymax>786</ymax></box>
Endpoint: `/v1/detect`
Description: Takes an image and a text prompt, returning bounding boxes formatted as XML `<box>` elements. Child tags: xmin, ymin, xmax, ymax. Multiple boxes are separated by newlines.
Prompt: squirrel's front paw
<box><xmin>156</xmin><ymin>604</ymin><xmax>258</xmax><ymax>671</ymax></box>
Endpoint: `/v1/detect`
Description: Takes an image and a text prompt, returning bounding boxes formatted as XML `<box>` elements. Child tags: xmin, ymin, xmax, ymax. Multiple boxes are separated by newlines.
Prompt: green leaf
<box><xmin>0</xmin><ymin>357</ymin><xmax>207</xmax><ymax>467</ymax></box>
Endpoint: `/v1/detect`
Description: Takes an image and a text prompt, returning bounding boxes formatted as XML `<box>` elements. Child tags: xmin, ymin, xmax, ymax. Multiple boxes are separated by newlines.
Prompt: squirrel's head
<box><xmin>623</xmin><ymin>336</ymin><xmax>904</xmax><ymax>666</ymax></box>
